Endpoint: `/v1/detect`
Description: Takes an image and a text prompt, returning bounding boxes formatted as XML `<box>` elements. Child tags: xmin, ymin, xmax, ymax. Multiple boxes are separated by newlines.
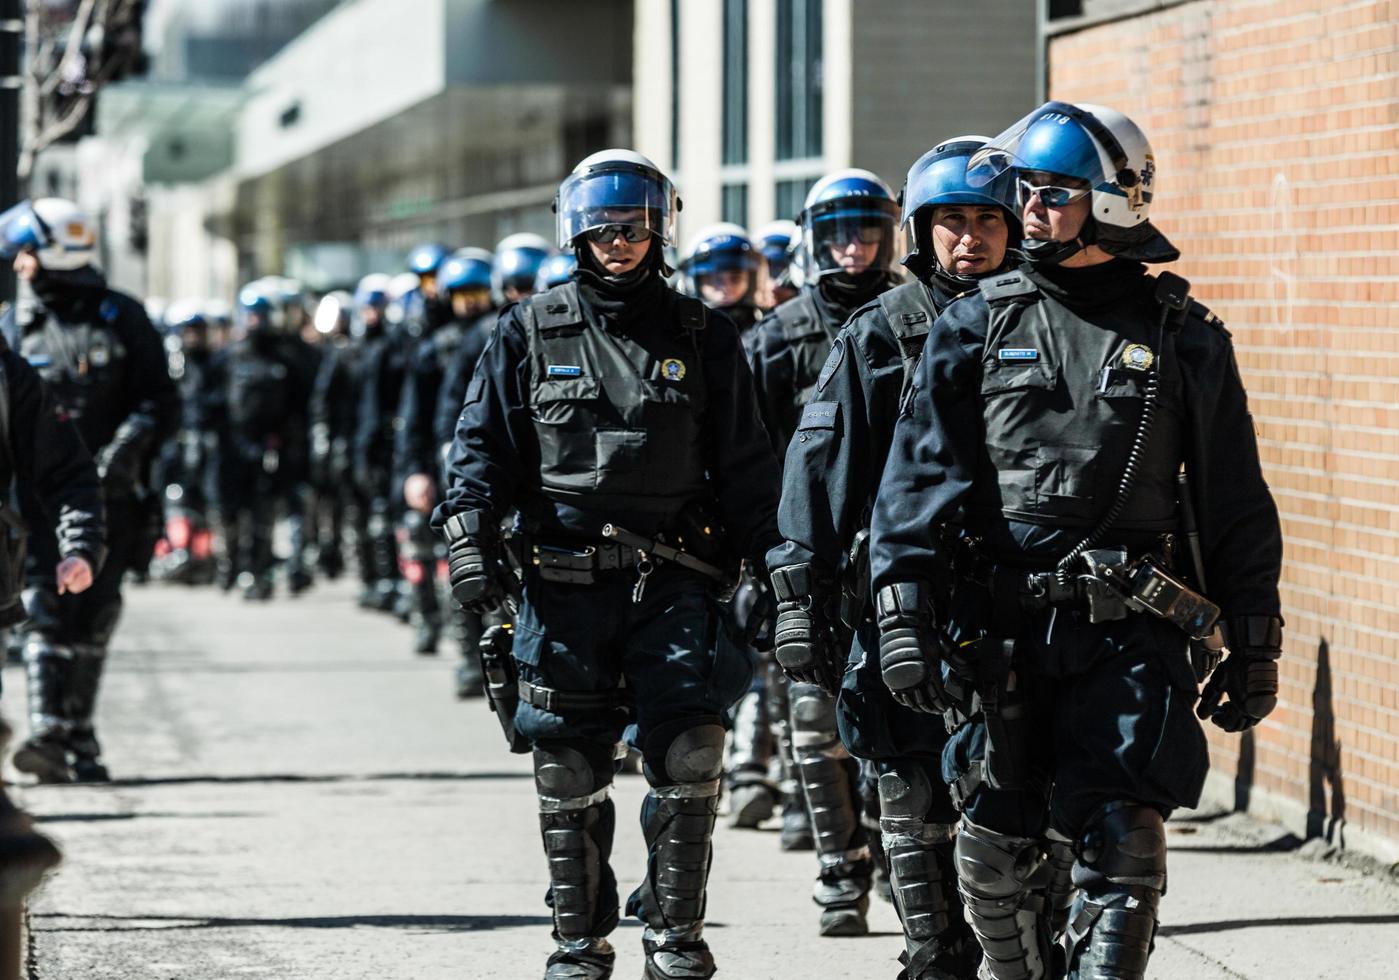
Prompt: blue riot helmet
<box><xmin>0</xmin><ymin>198</ymin><xmax>97</xmax><ymax>270</ymax></box>
<box><xmin>533</xmin><ymin>252</ymin><xmax>578</xmax><ymax>292</ymax></box>
<box><xmin>439</xmin><ymin>247</ymin><xmax>494</xmax><ymax>294</ymax></box>
<box><xmin>798</xmin><ymin>169</ymin><xmax>902</xmax><ymax>282</ymax></box>
<box><xmin>237</xmin><ymin>285</ymin><xmax>278</xmax><ymax>334</ymax></box>
<box><xmin>354</xmin><ymin>273</ymin><xmax>391</xmax><ymax>311</ymax></box>
<box><xmin>967</xmin><ymin>101</ymin><xmax>1177</xmax><ymax>265</ymax></box>
<box><xmin>680</xmin><ymin>223</ymin><xmax>760</xmax><ymax>309</ymax></box>
<box><xmin>754</xmin><ymin>220</ymin><xmax>798</xmax><ymax>280</ymax></box>
<box><xmin>407</xmin><ymin>242</ymin><xmax>450</xmax><ymax>277</ymax></box>
<box><xmin>555</xmin><ymin>149</ymin><xmax>681</xmax><ymax>256</ymax></box>
<box><xmin>900</xmin><ymin>135</ymin><xmax>1019</xmax><ymax>283</ymax></box>
<box><xmin>492</xmin><ymin>233</ymin><xmax>552</xmax><ymax>300</ymax></box>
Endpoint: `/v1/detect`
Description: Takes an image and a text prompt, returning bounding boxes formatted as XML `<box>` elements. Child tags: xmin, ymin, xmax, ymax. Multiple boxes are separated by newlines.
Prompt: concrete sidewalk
<box><xmin>9</xmin><ymin>580</ymin><xmax>1398</xmax><ymax>979</ymax></box>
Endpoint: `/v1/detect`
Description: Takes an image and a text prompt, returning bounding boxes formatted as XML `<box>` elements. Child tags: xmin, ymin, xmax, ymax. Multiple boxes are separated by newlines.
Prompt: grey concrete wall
<box><xmin>850</xmin><ymin>0</ymin><xmax>1037</xmax><ymax>191</ymax></box>
<box><xmin>445</xmin><ymin>0</ymin><xmax>632</xmax><ymax>87</ymax></box>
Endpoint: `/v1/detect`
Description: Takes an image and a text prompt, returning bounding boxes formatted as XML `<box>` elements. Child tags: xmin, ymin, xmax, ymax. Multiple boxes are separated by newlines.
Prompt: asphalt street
<box><xmin>8</xmin><ymin>579</ymin><xmax>1398</xmax><ymax>979</ymax></box>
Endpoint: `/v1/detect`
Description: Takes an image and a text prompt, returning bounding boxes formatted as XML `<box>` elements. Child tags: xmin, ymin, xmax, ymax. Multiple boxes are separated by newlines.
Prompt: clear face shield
<box><xmin>966</xmin><ymin>102</ymin><xmax>1113</xmax><ymax>217</ymax></box>
<box><xmin>556</xmin><ymin>164</ymin><xmax>678</xmax><ymax>250</ymax></box>
<box><xmin>0</xmin><ymin>202</ymin><xmax>46</xmax><ymax>260</ymax></box>
<box><xmin>686</xmin><ymin>251</ymin><xmax>761</xmax><ymax>309</ymax></box>
<box><xmin>801</xmin><ymin>202</ymin><xmax>901</xmax><ymax>281</ymax></box>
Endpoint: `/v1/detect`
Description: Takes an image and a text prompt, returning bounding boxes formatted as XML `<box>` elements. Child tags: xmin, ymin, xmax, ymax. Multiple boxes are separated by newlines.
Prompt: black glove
<box><xmin>1197</xmin><ymin>615</ymin><xmax>1283</xmax><ymax>732</ymax></box>
<box><xmin>769</xmin><ymin>564</ymin><xmax>843</xmax><ymax>694</ymax></box>
<box><xmin>875</xmin><ymin>582</ymin><xmax>947</xmax><ymax>714</ymax></box>
<box><xmin>96</xmin><ymin>418</ymin><xmax>156</xmax><ymax>497</ymax></box>
<box><xmin>742</xmin><ymin>569</ymin><xmax>778</xmax><ymax>652</ymax></box>
<box><xmin>442</xmin><ymin>512</ymin><xmax>503</xmax><ymax>615</ymax></box>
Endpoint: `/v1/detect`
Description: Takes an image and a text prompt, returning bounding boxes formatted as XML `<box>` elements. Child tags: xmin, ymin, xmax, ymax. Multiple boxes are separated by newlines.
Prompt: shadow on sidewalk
<box><xmin>97</xmin><ymin>770</ymin><xmax>532</xmax><ymax>788</ymax></box>
<box><xmin>32</xmin><ymin>912</ymin><xmax>554</xmax><ymax>933</ymax></box>
<box><xmin>34</xmin><ymin>810</ymin><xmax>258</xmax><ymax>823</ymax></box>
<box><xmin>1159</xmin><ymin>913</ymin><xmax>1399</xmax><ymax>938</ymax></box>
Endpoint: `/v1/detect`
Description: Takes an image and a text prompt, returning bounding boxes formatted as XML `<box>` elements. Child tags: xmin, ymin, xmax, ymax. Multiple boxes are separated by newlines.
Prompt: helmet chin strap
<box><xmin>1023</xmin><ymin>215</ymin><xmax>1098</xmax><ymax>266</ymax></box>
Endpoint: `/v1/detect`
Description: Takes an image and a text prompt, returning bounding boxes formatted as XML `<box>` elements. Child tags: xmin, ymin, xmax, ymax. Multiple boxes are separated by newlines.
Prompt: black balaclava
<box><xmin>813</xmin><ymin>267</ymin><xmax>898</xmax><ymax>328</ymax></box>
<box><xmin>574</xmin><ymin>238</ymin><xmax>669</xmax><ymax>328</ymax></box>
<box><xmin>30</xmin><ymin>264</ymin><xmax>106</xmax><ymax>320</ymax></box>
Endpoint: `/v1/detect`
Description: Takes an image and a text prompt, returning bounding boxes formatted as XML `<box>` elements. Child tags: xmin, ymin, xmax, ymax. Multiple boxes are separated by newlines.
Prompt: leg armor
<box><xmin>859</xmin><ymin>763</ymin><xmax>892</xmax><ymax>902</ymax></box>
<box><xmin>789</xmin><ymin>682</ymin><xmax>872</xmax><ymax>935</ymax></box>
<box><xmin>1066</xmin><ymin>803</ymin><xmax>1166</xmax><ymax>980</ymax></box>
<box><xmin>726</xmin><ymin>679</ymin><xmax>776</xmax><ymax>829</ymax></box>
<box><xmin>16</xmin><ymin>603</ymin><xmax>75</xmax><ymax>784</ymax></box>
<box><xmin>534</xmin><ymin>741</ymin><xmax>619</xmax><ymax>979</ymax></box>
<box><xmin>399</xmin><ymin>511</ymin><xmax>440</xmax><ymax>653</ymax></box>
<box><xmin>634</xmin><ymin>721</ymin><xmax>724</xmax><ymax>980</ymax></box>
<box><xmin>877</xmin><ymin>761</ymin><xmax>978</xmax><ymax>980</ymax></box>
<box><xmin>766</xmin><ymin>665</ymin><xmax>811</xmax><ymax>851</ymax></box>
<box><xmin>66</xmin><ymin>644</ymin><xmax>110</xmax><ymax>782</ymax></box>
<box><xmin>955</xmin><ymin>821</ymin><xmax>1049</xmax><ymax>980</ymax></box>
<box><xmin>1043</xmin><ymin>830</ymin><xmax>1076</xmax><ymax>947</ymax></box>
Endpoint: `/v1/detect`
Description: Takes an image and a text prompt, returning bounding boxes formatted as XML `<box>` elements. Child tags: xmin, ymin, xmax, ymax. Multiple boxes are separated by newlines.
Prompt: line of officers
<box><xmin>430</xmin><ymin>101</ymin><xmax>1284</xmax><ymax>980</ymax></box>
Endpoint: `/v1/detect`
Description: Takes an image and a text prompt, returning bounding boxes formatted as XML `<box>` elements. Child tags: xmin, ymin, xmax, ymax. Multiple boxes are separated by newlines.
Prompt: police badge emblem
<box><xmin>1122</xmin><ymin>344</ymin><xmax>1154</xmax><ymax>372</ymax></box>
<box><xmin>661</xmin><ymin>358</ymin><xmax>686</xmax><ymax>382</ymax></box>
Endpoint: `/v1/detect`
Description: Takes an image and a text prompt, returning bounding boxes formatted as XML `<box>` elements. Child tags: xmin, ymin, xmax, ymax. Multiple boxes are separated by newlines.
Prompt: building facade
<box><xmin>1048</xmin><ymin>0</ymin><xmax>1399</xmax><ymax>859</ymax></box>
<box><xmin>634</xmin><ymin>0</ymin><xmax>1038</xmax><ymax>246</ymax></box>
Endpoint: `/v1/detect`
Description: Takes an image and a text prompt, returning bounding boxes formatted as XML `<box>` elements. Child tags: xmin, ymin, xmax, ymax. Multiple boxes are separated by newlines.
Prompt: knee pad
<box><xmin>1074</xmin><ymin>802</ymin><xmax>1166</xmax><ymax>893</ymax></box>
<box><xmin>642</xmin><ymin>717</ymin><xmax>725</xmax><ymax>787</ymax></box>
<box><xmin>955</xmin><ymin>821</ymin><xmax>1049</xmax><ymax>980</ymax></box>
<box><xmin>533</xmin><ymin>741</ymin><xmax>613</xmax><ymax>807</ymax></box>
<box><xmin>789</xmin><ymin>682</ymin><xmax>838</xmax><ymax>751</ymax></box>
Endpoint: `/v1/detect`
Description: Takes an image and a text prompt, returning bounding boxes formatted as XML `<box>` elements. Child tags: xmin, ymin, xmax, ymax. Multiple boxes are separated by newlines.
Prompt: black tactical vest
<box><xmin>772</xmin><ymin>291</ymin><xmax>837</xmax><ymax>421</ymax></box>
<box><xmin>21</xmin><ymin>301</ymin><xmax>130</xmax><ymax>452</ymax></box>
<box><xmin>226</xmin><ymin>340</ymin><xmax>292</xmax><ymax>438</ymax></box>
<box><xmin>521</xmin><ymin>282</ymin><xmax>709</xmax><ymax>518</ymax></box>
<box><xmin>973</xmin><ymin>270</ymin><xmax>1182</xmax><ymax>531</ymax></box>
<box><xmin>875</xmin><ymin>281</ymin><xmax>942</xmax><ymax>401</ymax></box>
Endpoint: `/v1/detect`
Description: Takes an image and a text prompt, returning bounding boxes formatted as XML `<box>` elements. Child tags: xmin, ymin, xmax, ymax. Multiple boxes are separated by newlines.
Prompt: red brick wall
<box><xmin>1049</xmin><ymin>0</ymin><xmax>1399</xmax><ymax>849</ymax></box>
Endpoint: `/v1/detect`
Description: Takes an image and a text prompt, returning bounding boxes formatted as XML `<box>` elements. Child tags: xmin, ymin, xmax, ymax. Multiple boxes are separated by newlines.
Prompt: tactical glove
<box><xmin>769</xmin><ymin>564</ymin><xmax>843</xmax><ymax>694</ymax></box>
<box><xmin>442</xmin><ymin>512</ymin><xmax>503</xmax><ymax>615</ymax></box>
<box><xmin>1196</xmin><ymin>615</ymin><xmax>1283</xmax><ymax>732</ymax></box>
<box><xmin>876</xmin><ymin>582</ymin><xmax>947</xmax><ymax>714</ymax></box>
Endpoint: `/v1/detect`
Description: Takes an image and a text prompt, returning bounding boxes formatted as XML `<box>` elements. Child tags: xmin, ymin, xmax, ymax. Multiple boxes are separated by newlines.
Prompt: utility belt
<box><xmin>518</xmin><ymin>678</ymin><xmax>629</xmax><ymax>714</ymax></box>
<box><xmin>527</xmin><ymin>540</ymin><xmax>646</xmax><ymax>585</ymax></box>
<box><xmin>958</xmin><ymin>538</ymin><xmax>1220</xmax><ymax>641</ymax></box>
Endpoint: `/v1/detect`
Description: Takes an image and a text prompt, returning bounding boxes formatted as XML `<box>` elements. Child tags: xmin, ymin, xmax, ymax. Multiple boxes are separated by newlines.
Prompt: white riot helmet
<box><xmin>554</xmin><ymin>149</ymin><xmax>681</xmax><ymax>250</ymax></box>
<box><xmin>967</xmin><ymin>101</ymin><xmax>1177</xmax><ymax>264</ymax></box>
<box><xmin>0</xmin><ymin>198</ymin><xmax>98</xmax><ymax>271</ymax></box>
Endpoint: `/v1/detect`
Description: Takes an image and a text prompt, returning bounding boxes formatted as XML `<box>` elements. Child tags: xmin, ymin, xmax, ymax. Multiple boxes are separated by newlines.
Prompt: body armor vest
<box><xmin>875</xmin><ymin>281</ymin><xmax>942</xmax><ymax>401</ymax></box>
<box><xmin>521</xmin><ymin>282</ymin><xmax>709</xmax><ymax>519</ymax></box>
<box><xmin>226</xmin><ymin>340</ymin><xmax>292</xmax><ymax>439</ymax></box>
<box><xmin>773</xmin><ymin>291</ymin><xmax>837</xmax><ymax>424</ymax></box>
<box><xmin>973</xmin><ymin>270</ymin><xmax>1182</xmax><ymax>531</ymax></box>
<box><xmin>21</xmin><ymin>303</ymin><xmax>129</xmax><ymax>452</ymax></box>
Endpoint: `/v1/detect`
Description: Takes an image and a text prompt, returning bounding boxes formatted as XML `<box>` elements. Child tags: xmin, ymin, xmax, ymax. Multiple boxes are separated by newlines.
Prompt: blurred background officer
<box><xmin>0</xmin><ymin>197</ymin><xmax>177</xmax><ymax>784</ymax></box>
<box><xmin>534</xmin><ymin>252</ymin><xmax>578</xmax><ymax>293</ymax></box>
<box><xmin>433</xmin><ymin>148</ymin><xmax>781</xmax><ymax>980</ymax></box>
<box><xmin>397</xmin><ymin>246</ymin><xmax>495</xmax><ymax>659</ymax></box>
<box><xmin>308</xmin><ymin>291</ymin><xmax>359</xmax><ymax>583</ymax></box>
<box><xmin>679</xmin><ymin>223</ymin><xmax>763</xmax><ymax>338</ymax></box>
<box><xmin>753</xmin><ymin>219</ymin><xmax>800</xmax><ymax>313</ymax></box>
<box><xmin>871</xmin><ymin>103</ymin><xmax>1284</xmax><ymax>980</ymax></box>
<box><xmin>219</xmin><ymin>286</ymin><xmax>312</xmax><ymax>601</ymax></box>
<box><xmin>492</xmin><ymin>233</ymin><xmax>554</xmax><ymax>306</ymax></box>
<box><xmin>748</xmin><ymin>169</ymin><xmax>904</xmax><ymax>939</ymax></box>
<box><xmin>151</xmin><ymin>305</ymin><xmax>223</xmax><ymax>585</ymax></box>
<box><xmin>354</xmin><ymin>269</ymin><xmax>414</xmax><ymax>615</ymax></box>
<box><xmin>768</xmin><ymin>136</ymin><xmax>1023</xmax><ymax>977</ymax></box>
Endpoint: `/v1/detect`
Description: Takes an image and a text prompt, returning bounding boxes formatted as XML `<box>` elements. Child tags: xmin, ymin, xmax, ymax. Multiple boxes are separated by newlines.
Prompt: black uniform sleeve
<box><xmin>768</xmin><ymin>312</ymin><xmax>899</xmax><ymax>578</ymax></box>
<box><xmin>5</xmin><ymin>348</ymin><xmax>105</xmax><ymax>567</ymax></box>
<box><xmin>750</xmin><ymin>318</ymin><xmax>797</xmax><ymax>456</ymax></box>
<box><xmin>394</xmin><ymin>340</ymin><xmax>436</xmax><ymax>484</ymax></box>
<box><xmin>1177</xmin><ymin>319</ymin><xmax>1283</xmax><ymax>618</ymax></box>
<box><xmin>430</xmin><ymin>310</ymin><xmax>534</xmax><ymax>533</ymax></box>
<box><xmin>701</xmin><ymin>309</ymin><xmax>782</xmax><ymax>565</ymax></box>
<box><xmin>434</xmin><ymin>316</ymin><xmax>494</xmax><ymax>454</ymax></box>
<box><xmin>352</xmin><ymin>341</ymin><xmax>384</xmax><ymax>478</ymax></box>
<box><xmin>869</xmin><ymin>296</ymin><xmax>988</xmax><ymax>590</ymax></box>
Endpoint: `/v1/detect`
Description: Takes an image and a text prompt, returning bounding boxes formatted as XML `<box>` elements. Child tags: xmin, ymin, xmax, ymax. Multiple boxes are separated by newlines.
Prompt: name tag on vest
<box><xmin>546</xmin><ymin>364</ymin><xmax>583</xmax><ymax>378</ymax></box>
<box><xmin>997</xmin><ymin>348</ymin><xmax>1040</xmax><ymax>362</ymax></box>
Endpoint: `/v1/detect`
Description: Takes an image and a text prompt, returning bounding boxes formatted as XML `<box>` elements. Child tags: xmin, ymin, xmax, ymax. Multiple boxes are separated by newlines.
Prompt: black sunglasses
<box><xmin>585</xmin><ymin>224</ymin><xmax>651</xmax><ymax>244</ymax></box>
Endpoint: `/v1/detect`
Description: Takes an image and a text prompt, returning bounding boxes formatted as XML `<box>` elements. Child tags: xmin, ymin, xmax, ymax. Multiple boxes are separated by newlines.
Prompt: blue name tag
<box><xmin>25</xmin><ymin>356</ymin><xmax>50</xmax><ymax>367</ymax></box>
<box><xmin>997</xmin><ymin>348</ymin><xmax>1039</xmax><ymax>362</ymax></box>
<box><xmin>546</xmin><ymin>365</ymin><xmax>583</xmax><ymax>378</ymax></box>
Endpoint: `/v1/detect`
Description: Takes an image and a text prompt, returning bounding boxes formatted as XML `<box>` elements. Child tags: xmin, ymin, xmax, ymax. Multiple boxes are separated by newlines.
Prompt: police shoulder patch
<box><xmin>816</xmin><ymin>337</ymin><xmax>845</xmax><ymax>392</ymax></box>
<box><xmin>798</xmin><ymin>400</ymin><xmax>839</xmax><ymax>432</ymax></box>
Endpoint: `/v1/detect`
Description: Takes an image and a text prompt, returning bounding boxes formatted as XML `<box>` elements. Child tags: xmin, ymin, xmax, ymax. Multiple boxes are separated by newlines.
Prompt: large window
<box><xmin>721</xmin><ymin>182</ymin><xmax>749</xmax><ymax>226</ymax></box>
<box><xmin>722</xmin><ymin>0</ymin><xmax>748</xmax><ymax>166</ymax></box>
<box><xmin>775</xmin><ymin>0</ymin><xmax>822</xmax><ymax>162</ymax></box>
<box><xmin>670</xmin><ymin>0</ymin><xmax>682</xmax><ymax>169</ymax></box>
<box><xmin>774</xmin><ymin>176</ymin><xmax>817</xmax><ymax>223</ymax></box>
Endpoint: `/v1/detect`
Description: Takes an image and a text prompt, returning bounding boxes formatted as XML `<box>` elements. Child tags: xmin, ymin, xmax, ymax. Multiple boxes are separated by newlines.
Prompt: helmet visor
<box><xmin>967</xmin><ymin>101</ymin><xmax>1111</xmax><ymax>193</ymax></box>
<box><xmin>902</xmin><ymin>144</ymin><xmax>1015</xmax><ymax>228</ymax></box>
<box><xmin>802</xmin><ymin>204</ymin><xmax>901</xmax><ymax>280</ymax></box>
<box><xmin>0</xmin><ymin>202</ymin><xmax>46</xmax><ymax>260</ymax></box>
<box><xmin>557</xmin><ymin>164</ymin><xmax>677</xmax><ymax>249</ymax></box>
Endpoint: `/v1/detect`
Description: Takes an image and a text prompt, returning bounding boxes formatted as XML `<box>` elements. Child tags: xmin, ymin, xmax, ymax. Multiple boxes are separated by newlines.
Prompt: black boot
<box><xmin>632</xmin><ymin>786</ymin><xmax>720</xmax><ymax>979</ymax></box>
<box><xmin>14</xmin><ymin>642</ymin><xmax>74</xmax><ymax>784</ymax></box>
<box><xmin>0</xmin><ymin>725</ymin><xmax>61</xmax><ymax>902</ymax></box>
<box><xmin>67</xmin><ymin>647</ymin><xmax>110</xmax><ymax>784</ymax></box>
<box><xmin>544</xmin><ymin>939</ymin><xmax>615</xmax><ymax>979</ymax></box>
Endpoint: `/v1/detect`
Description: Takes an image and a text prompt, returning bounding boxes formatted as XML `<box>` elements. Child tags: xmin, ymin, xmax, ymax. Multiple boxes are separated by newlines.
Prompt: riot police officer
<box><xmin>350</xmin><ymin>275</ymin><xmax>406</xmax><ymax>612</ymax></box>
<box><xmin>678</xmin><ymin>223</ymin><xmax>763</xmax><ymax>337</ymax></box>
<box><xmin>0</xmin><ymin>197</ymin><xmax>177</xmax><ymax>783</ymax></box>
<box><xmin>748</xmin><ymin>169</ymin><xmax>906</xmax><ymax>937</ymax></box>
<box><xmin>219</xmin><ymin>287</ymin><xmax>313</xmax><ymax>601</ymax></box>
<box><xmin>493</xmin><ymin>233</ymin><xmax>554</xmax><ymax>306</ymax></box>
<box><xmin>753</xmin><ymin>219</ymin><xmax>800</xmax><ymax>313</ymax></box>
<box><xmin>768</xmin><ymin>137</ymin><xmax>1024</xmax><ymax>975</ymax></box>
<box><xmin>308</xmin><ymin>291</ymin><xmax>360</xmax><ymax>583</ymax></box>
<box><xmin>433</xmin><ymin>149</ymin><xmax>780</xmax><ymax>980</ymax></box>
<box><xmin>870</xmin><ymin>103</ymin><xmax>1284</xmax><ymax>980</ymax></box>
<box><xmin>398</xmin><ymin>247</ymin><xmax>495</xmax><ymax>658</ymax></box>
